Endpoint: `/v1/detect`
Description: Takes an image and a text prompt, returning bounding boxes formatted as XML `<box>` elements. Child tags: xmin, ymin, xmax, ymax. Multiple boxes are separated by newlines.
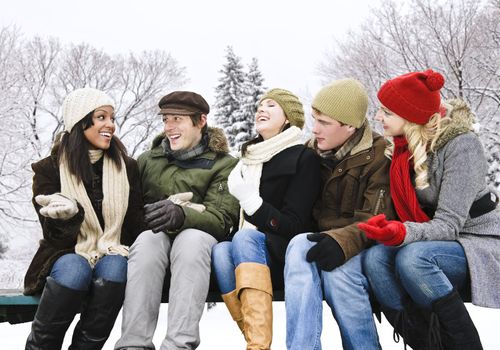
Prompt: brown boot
<box><xmin>222</xmin><ymin>289</ymin><xmax>246</xmax><ymax>337</ymax></box>
<box><xmin>236</xmin><ymin>262</ymin><xmax>273</xmax><ymax>350</ymax></box>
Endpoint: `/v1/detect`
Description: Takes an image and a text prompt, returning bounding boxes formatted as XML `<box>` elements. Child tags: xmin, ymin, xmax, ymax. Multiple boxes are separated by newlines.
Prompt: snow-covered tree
<box><xmin>212</xmin><ymin>46</ymin><xmax>246</xmax><ymax>148</ymax></box>
<box><xmin>318</xmin><ymin>0</ymin><xmax>500</xmax><ymax>189</ymax></box>
<box><xmin>232</xmin><ymin>57</ymin><xmax>266</xmax><ymax>148</ymax></box>
<box><xmin>0</xmin><ymin>26</ymin><xmax>186</xmax><ymax>247</ymax></box>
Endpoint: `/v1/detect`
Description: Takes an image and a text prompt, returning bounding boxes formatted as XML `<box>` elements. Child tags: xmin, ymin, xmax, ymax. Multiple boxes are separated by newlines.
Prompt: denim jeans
<box><xmin>212</xmin><ymin>228</ymin><xmax>271</xmax><ymax>294</ymax></box>
<box><xmin>284</xmin><ymin>233</ymin><xmax>380</xmax><ymax>350</ymax></box>
<box><xmin>363</xmin><ymin>241</ymin><xmax>468</xmax><ymax>310</ymax></box>
<box><xmin>50</xmin><ymin>253</ymin><xmax>128</xmax><ymax>291</ymax></box>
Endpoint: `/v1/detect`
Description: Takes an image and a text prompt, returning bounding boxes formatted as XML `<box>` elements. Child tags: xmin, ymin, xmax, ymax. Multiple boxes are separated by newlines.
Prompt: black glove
<box><xmin>144</xmin><ymin>199</ymin><xmax>185</xmax><ymax>233</ymax></box>
<box><xmin>306</xmin><ymin>232</ymin><xmax>345</xmax><ymax>271</ymax></box>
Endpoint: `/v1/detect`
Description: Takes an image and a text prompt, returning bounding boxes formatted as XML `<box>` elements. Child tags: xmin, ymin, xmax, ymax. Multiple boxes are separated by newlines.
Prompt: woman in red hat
<box><xmin>358</xmin><ymin>70</ymin><xmax>500</xmax><ymax>350</ymax></box>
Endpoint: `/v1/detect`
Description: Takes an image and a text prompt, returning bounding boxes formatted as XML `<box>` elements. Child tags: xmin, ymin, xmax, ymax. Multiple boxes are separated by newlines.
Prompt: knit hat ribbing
<box><xmin>62</xmin><ymin>88</ymin><xmax>115</xmax><ymax>133</ymax></box>
<box><xmin>259</xmin><ymin>88</ymin><xmax>305</xmax><ymax>129</ymax></box>
<box><xmin>312</xmin><ymin>79</ymin><xmax>368</xmax><ymax>128</ymax></box>
<box><xmin>377</xmin><ymin>69</ymin><xmax>445</xmax><ymax>125</ymax></box>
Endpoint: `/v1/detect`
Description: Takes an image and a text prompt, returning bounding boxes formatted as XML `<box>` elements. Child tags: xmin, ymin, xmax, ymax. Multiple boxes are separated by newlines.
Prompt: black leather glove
<box><xmin>144</xmin><ymin>199</ymin><xmax>185</xmax><ymax>233</ymax></box>
<box><xmin>306</xmin><ymin>232</ymin><xmax>345</xmax><ymax>271</ymax></box>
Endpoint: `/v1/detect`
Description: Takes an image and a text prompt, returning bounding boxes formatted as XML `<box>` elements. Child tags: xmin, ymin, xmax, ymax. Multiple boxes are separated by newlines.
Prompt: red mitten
<box><xmin>358</xmin><ymin>218</ymin><xmax>406</xmax><ymax>246</ymax></box>
<box><xmin>365</xmin><ymin>214</ymin><xmax>390</xmax><ymax>228</ymax></box>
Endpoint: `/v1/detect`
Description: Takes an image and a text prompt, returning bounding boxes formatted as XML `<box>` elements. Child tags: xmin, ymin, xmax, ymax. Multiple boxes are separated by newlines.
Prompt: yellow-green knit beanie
<box><xmin>312</xmin><ymin>79</ymin><xmax>368</xmax><ymax>128</ymax></box>
<box><xmin>259</xmin><ymin>88</ymin><xmax>305</xmax><ymax>129</ymax></box>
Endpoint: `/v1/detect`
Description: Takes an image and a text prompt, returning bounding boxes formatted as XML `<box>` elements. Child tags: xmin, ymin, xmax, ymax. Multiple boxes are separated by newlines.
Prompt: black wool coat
<box><xmin>243</xmin><ymin>144</ymin><xmax>321</xmax><ymax>283</ymax></box>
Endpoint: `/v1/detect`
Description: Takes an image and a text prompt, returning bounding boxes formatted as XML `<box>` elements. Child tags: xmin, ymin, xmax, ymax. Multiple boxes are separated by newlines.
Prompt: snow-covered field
<box><xmin>1</xmin><ymin>301</ymin><xmax>499</xmax><ymax>349</ymax></box>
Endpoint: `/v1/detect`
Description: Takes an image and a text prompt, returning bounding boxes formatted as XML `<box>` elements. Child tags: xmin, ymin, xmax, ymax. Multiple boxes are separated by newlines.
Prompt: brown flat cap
<box><xmin>158</xmin><ymin>91</ymin><xmax>210</xmax><ymax>115</ymax></box>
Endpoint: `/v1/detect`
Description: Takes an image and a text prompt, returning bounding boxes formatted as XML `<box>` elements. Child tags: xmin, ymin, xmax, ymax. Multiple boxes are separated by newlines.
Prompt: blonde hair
<box><xmin>386</xmin><ymin>102</ymin><xmax>453</xmax><ymax>189</ymax></box>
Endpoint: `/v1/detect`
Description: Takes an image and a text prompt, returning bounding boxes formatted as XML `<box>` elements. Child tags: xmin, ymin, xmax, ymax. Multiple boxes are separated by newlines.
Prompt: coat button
<box><xmin>338</xmin><ymin>169</ymin><xmax>343</xmax><ymax>173</ymax></box>
<box><xmin>366</xmin><ymin>155</ymin><xmax>371</xmax><ymax>160</ymax></box>
<box><xmin>270</xmin><ymin>218</ymin><xmax>278</xmax><ymax>227</ymax></box>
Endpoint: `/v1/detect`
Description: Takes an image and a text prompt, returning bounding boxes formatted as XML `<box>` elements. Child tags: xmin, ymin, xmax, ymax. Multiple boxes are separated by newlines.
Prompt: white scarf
<box><xmin>238</xmin><ymin>126</ymin><xmax>303</xmax><ymax>229</ymax></box>
<box><xmin>59</xmin><ymin>150</ymin><xmax>130</xmax><ymax>266</ymax></box>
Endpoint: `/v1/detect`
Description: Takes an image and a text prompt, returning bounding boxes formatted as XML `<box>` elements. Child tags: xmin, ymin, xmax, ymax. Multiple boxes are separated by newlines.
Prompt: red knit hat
<box><xmin>377</xmin><ymin>69</ymin><xmax>445</xmax><ymax>125</ymax></box>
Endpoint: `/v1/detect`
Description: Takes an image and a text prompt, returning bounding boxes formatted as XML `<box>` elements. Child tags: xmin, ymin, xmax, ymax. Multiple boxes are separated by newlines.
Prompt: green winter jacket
<box><xmin>137</xmin><ymin>127</ymin><xmax>239</xmax><ymax>241</ymax></box>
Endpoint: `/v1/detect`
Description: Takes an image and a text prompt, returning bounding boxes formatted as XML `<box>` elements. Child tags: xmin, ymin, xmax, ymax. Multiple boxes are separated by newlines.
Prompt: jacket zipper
<box><xmin>373</xmin><ymin>188</ymin><xmax>385</xmax><ymax>215</ymax></box>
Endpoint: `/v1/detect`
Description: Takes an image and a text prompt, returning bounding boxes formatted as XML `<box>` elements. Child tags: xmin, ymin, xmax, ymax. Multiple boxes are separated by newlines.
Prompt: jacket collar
<box><xmin>150</xmin><ymin>126</ymin><xmax>230</xmax><ymax>158</ymax></box>
<box><xmin>433</xmin><ymin>98</ymin><xmax>475</xmax><ymax>152</ymax></box>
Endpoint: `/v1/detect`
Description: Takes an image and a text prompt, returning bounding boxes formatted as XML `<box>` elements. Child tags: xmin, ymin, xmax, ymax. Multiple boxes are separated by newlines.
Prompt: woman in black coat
<box><xmin>211</xmin><ymin>88</ymin><xmax>321</xmax><ymax>349</ymax></box>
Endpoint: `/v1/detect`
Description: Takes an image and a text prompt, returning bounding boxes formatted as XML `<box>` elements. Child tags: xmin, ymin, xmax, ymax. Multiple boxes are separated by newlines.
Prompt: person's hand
<box><xmin>35</xmin><ymin>193</ymin><xmax>79</xmax><ymax>220</ymax></box>
<box><xmin>306</xmin><ymin>233</ymin><xmax>345</xmax><ymax>271</ymax></box>
<box><xmin>168</xmin><ymin>192</ymin><xmax>206</xmax><ymax>213</ymax></box>
<box><xmin>228</xmin><ymin>162</ymin><xmax>262</xmax><ymax>215</ymax></box>
<box><xmin>358</xmin><ymin>214</ymin><xmax>406</xmax><ymax>246</ymax></box>
<box><xmin>144</xmin><ymin>199</ymin><xmax>185</xmax><ymax>233</ymax></box>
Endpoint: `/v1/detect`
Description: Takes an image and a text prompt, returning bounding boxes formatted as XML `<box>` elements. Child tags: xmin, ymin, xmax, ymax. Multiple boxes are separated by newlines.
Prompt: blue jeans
<box><xmin>50</xmin><ymin>253</ymin><xmax>128</xmax><ymax>291</ymax></box>
<box><xmin>212</xmin><ymin>228</ymin><xmax>271</xmax><ymax>294</ymax></box>
<box><xmin>284</xmin><ymin>233</ymin><xmax>380</xmax><ymax>350</ymax></box>
<box><xmin>363</xmin><ymin>241</ymin><xmax>468</xmax><ymax>310</ymax></box>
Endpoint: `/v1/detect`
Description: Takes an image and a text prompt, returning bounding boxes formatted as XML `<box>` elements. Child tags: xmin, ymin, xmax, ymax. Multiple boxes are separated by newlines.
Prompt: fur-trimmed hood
<box><xmin>151</xmin><ymin>127</ymin><xmax>230</xmax><ymax>154</ymax></box>
<box><xmin>433</xmin><ymin>98</ymin><xmax>476</xmax><ymax>152</ymax></box>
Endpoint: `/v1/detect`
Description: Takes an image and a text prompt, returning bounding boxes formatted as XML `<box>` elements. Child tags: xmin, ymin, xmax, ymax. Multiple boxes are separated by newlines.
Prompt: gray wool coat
<box><xmin>402</xmin><ymin>103</ymin><xmax>500</xmax><ymax>308</ymax></box>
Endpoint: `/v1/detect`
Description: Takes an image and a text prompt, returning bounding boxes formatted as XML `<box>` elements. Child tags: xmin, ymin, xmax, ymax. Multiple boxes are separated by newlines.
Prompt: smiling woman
<box><xmin>83</xmin><ymin>106</ymin><xmax>116</xmax><ymax>150</ymax></box>
<box><xmin>23</xmin><ymin>87</ymin><xmax>146</xmax><ymax>349</ymax></box>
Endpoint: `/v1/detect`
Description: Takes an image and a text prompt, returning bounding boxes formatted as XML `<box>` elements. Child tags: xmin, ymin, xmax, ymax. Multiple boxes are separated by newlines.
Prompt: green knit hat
<box><xmin>312</xmin><ymin>79</ymin><xmax>368</xmax><ymax>128</ymax></box>
<box><xmin>259</xmin><ymin>88</ymin><xmax>305</xmax><ymax>129</ymax></box>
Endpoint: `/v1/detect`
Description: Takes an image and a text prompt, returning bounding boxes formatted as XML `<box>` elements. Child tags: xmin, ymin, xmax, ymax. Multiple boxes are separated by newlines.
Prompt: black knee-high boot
<box><xmin>69</xmin><ymin>277</ymin><xmax>126</xmax><ymax>350</ymax></box>
<box><xmin>431</xmin><ymin>289</ymin><xmax>482</xmax><ymax>350</ymax></box>
<box><xmin>382</xmin><ymin>300</ymin><xmax>431</xmax><ymax>350</ymax></box>
<box><xmin>26</xmin><ymin>277</ymin><xmax>85</xmax><ymax>350</ymax></box>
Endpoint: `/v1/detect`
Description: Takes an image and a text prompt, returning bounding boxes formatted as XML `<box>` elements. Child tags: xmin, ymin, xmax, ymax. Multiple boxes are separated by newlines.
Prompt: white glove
<box><xmin>227</xmin><ymin>162</ymin><xmax>263</xmax><ymax>216</ymax></box>
<box><xmin>35</xmin><ymin>193</ymin><xmax>79</xmax><ymax>220</ymax></box>
<box><xmin>167</xmin><ymin>192</ymin><xmax>206</xmax><ymax>213</ymax></box>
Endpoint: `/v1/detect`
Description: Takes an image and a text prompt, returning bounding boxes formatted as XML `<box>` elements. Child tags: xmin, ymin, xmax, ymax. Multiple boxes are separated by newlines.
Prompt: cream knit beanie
<box><xmin>62</xmin><ymin>88</ymin><xmax>115</xmax><ymax>133</ymax></box>
<box><xmin>312</xmin><ymin>79</ymin><xmax>368</xmax><ymax>128</ymax></box>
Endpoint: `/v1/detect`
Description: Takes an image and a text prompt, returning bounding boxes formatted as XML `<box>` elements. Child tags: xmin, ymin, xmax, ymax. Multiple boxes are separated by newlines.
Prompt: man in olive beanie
<box><xmin>284</xmin><ymin>78</ymin><xmax>396</xmax><ymax>349</ymax></box>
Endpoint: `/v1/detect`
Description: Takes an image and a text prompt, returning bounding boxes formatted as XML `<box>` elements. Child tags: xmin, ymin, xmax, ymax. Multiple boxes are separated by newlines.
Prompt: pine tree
<box><xmin>233</xmin><ymin>57</ymin><xmax>266</xmax><ymax>148</ymax></box>
<box><xmin>212</xmin><ymin>46</ymin><xmax>246</xmax><ymax>148</ymax></box>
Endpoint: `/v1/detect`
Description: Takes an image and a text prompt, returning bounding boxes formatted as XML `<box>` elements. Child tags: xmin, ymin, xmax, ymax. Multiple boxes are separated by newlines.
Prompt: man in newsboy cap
<box><xmin>116</xmin><ymin>91</ymin><xmax>238</xmax><ymax>349</ymax></box>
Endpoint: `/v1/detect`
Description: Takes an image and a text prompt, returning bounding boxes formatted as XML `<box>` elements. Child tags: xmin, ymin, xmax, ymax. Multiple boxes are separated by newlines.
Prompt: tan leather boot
<box><xmin>222</xmin><ymin>289</ymin><xmax>246</xmax><ymax>337</ymax></box>
<box><xmin>236</xmin><ymin>262</ymin><xmax>273</xmax><ymax>350</ymax></box>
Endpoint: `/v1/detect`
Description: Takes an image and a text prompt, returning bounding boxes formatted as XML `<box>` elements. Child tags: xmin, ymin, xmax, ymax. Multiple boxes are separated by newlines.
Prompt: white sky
<box><xmin>0</xmin><ymin>0</ymin><xmax>374</xmax><ymax>106</ymax></box>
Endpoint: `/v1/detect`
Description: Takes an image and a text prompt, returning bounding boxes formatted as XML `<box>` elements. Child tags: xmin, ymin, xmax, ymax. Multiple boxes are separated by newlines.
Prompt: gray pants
<box><xmin>115</xmin><ymin>229</ymin><xmax>217</xmax><ymax>350</ymax></box>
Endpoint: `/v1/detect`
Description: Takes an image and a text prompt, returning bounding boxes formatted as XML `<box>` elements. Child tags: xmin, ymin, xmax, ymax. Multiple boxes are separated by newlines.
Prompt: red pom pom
<box><xmin>425</xmin><ymin>70</ymin><xmax>444</xmax><ymax>91</ymax></box>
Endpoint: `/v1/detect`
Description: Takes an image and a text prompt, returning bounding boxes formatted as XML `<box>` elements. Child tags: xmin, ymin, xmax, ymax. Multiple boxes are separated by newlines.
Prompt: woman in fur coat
<box><xmin>24</xmin><ymin>87</ymin><xmax>145</xmax><ymax>349</ymax></box>
<box><xmin>211</xmin><ymin>88</ymin><xmax>321</xmax><ymax>349</ymax></box>
<box><xmin>359</xmin><ymin>70</ymin><xmax>500</xmax><ymax>350</ymax></box>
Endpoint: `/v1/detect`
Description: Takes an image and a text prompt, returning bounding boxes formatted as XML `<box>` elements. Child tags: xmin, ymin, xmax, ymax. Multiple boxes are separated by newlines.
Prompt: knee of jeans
<box><xmin>51</xmin><ymin>254</ymin><xmax>92</xmax><ymax>290</ymax></box>
<box><xmin>395</xmin><ymin>243</ymin><xmax>429</xmax><ymax>279</ymax></box>
<box><xmin>363</xmin><ymin>244</ymin><xmax>393</xmax><ymax>277</ymax></box>
<box><xmin>231</xmin><ymin>229</ymin><xmax>264</xmax><ymax>250</ymax></box>
<box><xmin>94</xmin><ymin>255</ymin><xmax>128</xmax><ymax>283</ymax></box>
<box><xmin>212</xmin><ymin>242</ymin><xmax>233</xmax><ymax>269</ymax></box>
<box><xmin>285</xmin><ymin>233</ymin><xmax>311</xmax><ymax>262</ymax></box>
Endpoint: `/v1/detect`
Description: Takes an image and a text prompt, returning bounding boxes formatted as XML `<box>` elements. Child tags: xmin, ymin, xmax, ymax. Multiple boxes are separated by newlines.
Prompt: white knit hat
<box><xmin>62</xmin><ymin>88</ymin><xmax>115</xmax><ymax>132</ymax></box>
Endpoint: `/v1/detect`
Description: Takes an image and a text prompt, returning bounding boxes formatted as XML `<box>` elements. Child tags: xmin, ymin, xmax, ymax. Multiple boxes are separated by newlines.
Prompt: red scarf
<box><xmin>390</xmin><ymin>136</ymin><xmax>430</xmax><ymax>223</ymax></box>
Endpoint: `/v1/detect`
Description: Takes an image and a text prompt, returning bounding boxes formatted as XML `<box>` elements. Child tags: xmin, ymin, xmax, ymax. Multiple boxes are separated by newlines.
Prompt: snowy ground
<box><xmin>1</xmin><ymin>301</ymin><xmax>499</xmax><ymax>349</ymax></box>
